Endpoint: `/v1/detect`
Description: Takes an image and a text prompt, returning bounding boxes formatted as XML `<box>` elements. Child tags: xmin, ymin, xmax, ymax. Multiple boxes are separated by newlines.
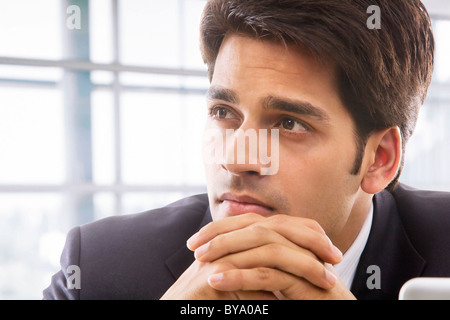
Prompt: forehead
<box><xmin>212</xmin><ymin>34</ymin><xmax>338</xmax><ymax>85</ymax></box>
<box><xmin>210</xmin><ymin>35</ymin><xmax>348</xmax><ymax>122</ymax></box>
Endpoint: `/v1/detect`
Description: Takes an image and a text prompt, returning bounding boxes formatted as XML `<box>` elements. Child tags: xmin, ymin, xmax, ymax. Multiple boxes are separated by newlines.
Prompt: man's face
<box><xmin>202</xmin><ymin>35</ymin><xmax>364</xmax><ymax>238</ymax></box>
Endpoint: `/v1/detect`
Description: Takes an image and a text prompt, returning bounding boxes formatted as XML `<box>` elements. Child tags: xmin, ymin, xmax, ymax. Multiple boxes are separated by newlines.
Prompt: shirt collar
<box><xmin>333</xmin><ymin>202</ymin><xmax>374</xmax><ymax>289</ymax></box>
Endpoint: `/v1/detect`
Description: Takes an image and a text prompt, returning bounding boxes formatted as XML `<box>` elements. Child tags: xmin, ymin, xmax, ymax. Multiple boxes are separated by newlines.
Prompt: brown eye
<box><xmin>278</xmin><ymin>118</ymin><xmax>308</xmax><ymax>132</ymax></box>
<box><xmin>210</xmin><ymin>106</ymin><xmax>236</xmax><ymax>120</ymax></box>
<box><xmin>282</xmin><ymin>118</ymin><xmax>296</xmax><ymax>130</ymax></box>
<box><xmin>215</xmin><ymin>108</ymin><xmax>227</xmax><ymax>119</ymax></box>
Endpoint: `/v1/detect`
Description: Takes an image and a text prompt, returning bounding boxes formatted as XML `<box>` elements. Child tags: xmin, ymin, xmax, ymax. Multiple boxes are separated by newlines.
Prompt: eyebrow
<box><xmin>262</xmin><ymin>96</ymin><xmax>330</xmax><ymax>123</ymax></box>
<box><xmin>206</xmin><ymin>85</ymin><xmax>330</xmax><ymax>123</ymax></box>
<box><xmin>206</xmin><ymin>86</ymin><xmax>239</xmax><ymax>104</ymax></box>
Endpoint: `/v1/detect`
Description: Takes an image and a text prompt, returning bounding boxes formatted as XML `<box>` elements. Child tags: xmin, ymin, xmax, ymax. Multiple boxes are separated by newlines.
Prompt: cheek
<box><xmin>202</xmin><ymin>136</ymin><xmax>218</xmax><ymax>190</ymax></box>
<box><xmin>276</xmin><ymin>143</ymin><xmax>358</xmax><ymax>230</ymax></box>
<box><xmin>203</xmin><ymin>160</ymin><xmax>220</xmax><ymax>190</ymax></box>
<box><xmin>279</xmin><ymin>142</ymin><xmax>351</xmax><ymax>188</ymax></box>
<box><xmin>202</xmin><ymin>123</ymin><xmax>223</xmax><ymax>176</ymax></box>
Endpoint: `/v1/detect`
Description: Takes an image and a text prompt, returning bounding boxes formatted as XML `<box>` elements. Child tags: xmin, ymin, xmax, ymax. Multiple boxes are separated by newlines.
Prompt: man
<box><xmin>43</xmin><ymin>0</ymin><xmax>450</xmax><ymax>300</ymax></box>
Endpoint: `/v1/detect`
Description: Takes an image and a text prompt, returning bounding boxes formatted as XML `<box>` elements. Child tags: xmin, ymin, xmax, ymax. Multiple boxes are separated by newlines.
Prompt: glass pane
<box><xmin>90</xmin><ymin>0</ymin><xmax>114</xmax><ymax>63</ymax></box>
<box><xmin>181</xmin><ymin>75</ymin><xmax>209</xmax><ymax>90</ymax></box>
<box><xmin>182</xmin><ymin>0</ymin><xmax>208</xmax><ymax>69</ymax></box>
<box><xmin>0</xmin><ymin>0</ymin><xmax>62</xmax><ymax>59</ymax></box>
<box><xmin>91</xmin><ymin>71</ymin><xmax>115</xmax><ymax>86</ymax></box>
<box><xmin>94</xmin><ymin>192</ymin><xmax>117</xmax><ymax>219</ymax></box>
<box><xmin>182</xmin><ymin>94</ymin><xmax>208</xmax><ymax>185</ymax></box>
<box><xmin>434</xmin><ymin>20</ymin><xmax>450</xmax><ymax>83</ymax></box>
<box><xmin>119</xmin><ymin>0</ymin><xmax>181</xmax><ymax>67</ymax></box>
<box><xmin>0</xmin><ymin>87</ymin><xmax>65</xmax><ymax>184</ymax></box>
<box><xmin>402</xmin><ymin>100</ymin><xmax>450</xmax><ymax>191</ymax></box>
<box><xmin>121</xmin><ymin>92</ymin><xmax>184</xmax><ymax>185</ymax></box>
<box><xmin>0</xmin><ymin>65</ymin><xmax>62</xmax><ymax>83</ymax></box>
<box><xmin>92</xmin><ymin>89</ymin><xmax>116</xmax><ymax>185</ymax></box>
<box><xmin>401</xmin><ymin>18</ymin><xmax>450</xmax><ymax>192</ymax></box>
<box><xmin>120</xmin><ymin>72</ymin><xmax>182</xmax><ymax>88</ymax></box>
<box><xmin>0</xmin><ymin>193</ymin><xmax>66</xmax><ymax>299</ymax></box>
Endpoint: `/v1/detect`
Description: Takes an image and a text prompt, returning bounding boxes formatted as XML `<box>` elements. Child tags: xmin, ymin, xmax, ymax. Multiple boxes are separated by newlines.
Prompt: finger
<box><xmin>218</xmin><ymin>243</ymin><xmax>337</xmax><ymax>289</ymax></box>
<box><xmin>208</xmin><ymin>267</ymin><xmax>297</xmax><ymax>292</ymax></box>
<box><xmin>256</xmin><ymin>216</ymin><xmax>342</xmax><ymax>264</ymax></box>
<box><xmin>194</xmin><ymin>224</ymin><xmax>317</xmax><ymax>262</ymax></box>
<box><xmin>233</xmin><ymin>289</ymin><xmax>279</xmax><ymax>300</ymax></box>
<box><xmin>187</xmin><ymin>213</ymin><xmax>327</xmax><ymax>251</ymax></box>
<box><xmin>194</xmin><ymin>215</ymin><xmax>342</xmax><ymax>265</ymax></box>
<box><xmin>208</xmin><ymin>267</ymin><xmax>343</xmax><ymax>300</ymax></box>
<box><xmin>187</xmin><ymin>212</ymin><xmax>264</xmax><ymax>250</ymax></box>
<box><xmin>208</xmin><ymin>267</ymin><xmax>336</xmax><ymax>299</ymax></box>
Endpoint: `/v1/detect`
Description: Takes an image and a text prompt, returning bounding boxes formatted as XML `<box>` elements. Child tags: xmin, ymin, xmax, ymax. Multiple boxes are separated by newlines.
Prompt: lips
<box><xmin>218</xmin><ymin>193</ymin><xmax>274</xmax><ymax>217</ymax></box>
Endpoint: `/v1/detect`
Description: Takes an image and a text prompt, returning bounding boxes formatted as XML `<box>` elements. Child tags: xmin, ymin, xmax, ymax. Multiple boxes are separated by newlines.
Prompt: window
<box><xmin>401</xmin><ymin>19</ymin><xmax>450</xmax><ymax>191</ymax></box>
<box><xmin>0</xmin><ymin>0</ymin><xmax>207</xmax><ymax>299</ymax></box>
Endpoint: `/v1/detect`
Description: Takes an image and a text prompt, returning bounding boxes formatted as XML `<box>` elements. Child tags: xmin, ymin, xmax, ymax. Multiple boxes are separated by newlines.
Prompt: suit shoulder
<box><xmin>67</xmin><ymin>193</ymin><xmax>210</xmax><ymax>299</ymax></box>
<box><xmin>80</xmin><ymin>193</ymin><xmax>210</xmax><ymax>241</ymax></box>
<box><xmin>391</xmin><ymin>183</ymin><xmax>450</xmax><ymax>220</ymax></box>
<box><xmin>390</xmin><ymin>183</ymin><xmax>450</xmax><ymax>272</ymax></box>
<box><xmin>77</xmin><ymin>193</ymin><xmax>210</xmax><ymax>270</ymax></box>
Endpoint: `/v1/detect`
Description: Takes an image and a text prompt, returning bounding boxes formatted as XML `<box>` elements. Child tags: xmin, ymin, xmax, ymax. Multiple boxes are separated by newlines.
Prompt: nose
<box><xmin>203</xmin><ymin>121</ymin><xmax>279</xmax><ymax>176</ymax></box>
<box><xmin>220</xmin><ymin>127</ymin><xmax>265</xmax><ymax>176</ymax></box>
<box><xmin>221</xmin><ymin>161</ymin><xmax>262</xmax><ymax>177</ymax></box>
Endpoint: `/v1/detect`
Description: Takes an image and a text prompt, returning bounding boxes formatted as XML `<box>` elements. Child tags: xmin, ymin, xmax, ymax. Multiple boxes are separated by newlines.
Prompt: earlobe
<box><xmin>361</xmin><ymin>127</ymin><xmax>402</xmax><ymax>194</ymax></box>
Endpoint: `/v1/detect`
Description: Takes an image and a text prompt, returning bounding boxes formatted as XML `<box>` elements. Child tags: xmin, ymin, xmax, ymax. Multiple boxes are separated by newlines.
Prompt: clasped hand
<box><xmin>161</xmin><ymin>213</ymin><xmax>356</xmax><ymax>300</ymax></box>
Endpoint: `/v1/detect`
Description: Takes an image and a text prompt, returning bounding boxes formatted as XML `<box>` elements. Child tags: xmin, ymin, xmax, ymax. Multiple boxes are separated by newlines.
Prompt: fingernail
<box><xmin>208</xmin><ymin>273</ymin><xmax>224</xmax><ymax>285</ymax></box>
<box><xmin>186</xmin><ymin>232</ymin><xmax>199</xmax><ymax>250</ymax></box>
<box><xmin>325</xmin><ymin>268</ymin><xmax>337</xmax><ymax>286</ymax></box>
<box><xmin>331</xmin><ymin>245</ymin><xmax>343</xmax><ymax>260</ymax></box>
<box><xmin>327</xmin><ymin>237</ymin><xmax>343</xmax><ymax>260</ymax></box>
<box><xmin>194</xmin><ymin>242</ymin><xmax>209</xmax><ymax>259</ymax></box>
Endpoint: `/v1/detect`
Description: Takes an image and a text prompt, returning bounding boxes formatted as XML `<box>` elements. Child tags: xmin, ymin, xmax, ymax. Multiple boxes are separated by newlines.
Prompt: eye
<box><xmin>276</xmin><ymin>117</ymin><xmax>308</xmax><ymax>132</ymax></box>
<box><xmin>209</xmin><ymin>106</ymin><xmax>237</xmax><ymax>120</ymax></box>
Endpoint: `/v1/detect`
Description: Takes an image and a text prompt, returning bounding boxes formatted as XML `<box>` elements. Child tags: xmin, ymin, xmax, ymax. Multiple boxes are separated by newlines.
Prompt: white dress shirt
<box><xmin>333</xmin><ymin>203</ymin><xmax>374</xmax><ymax>289</ymax></box>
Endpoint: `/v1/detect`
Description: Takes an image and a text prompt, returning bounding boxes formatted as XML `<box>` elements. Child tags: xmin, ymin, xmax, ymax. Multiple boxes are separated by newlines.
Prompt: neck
<box><xmin>332</xmin><ymin>190</ymin><xmax>373</xmax><ymax>254</ymax></box>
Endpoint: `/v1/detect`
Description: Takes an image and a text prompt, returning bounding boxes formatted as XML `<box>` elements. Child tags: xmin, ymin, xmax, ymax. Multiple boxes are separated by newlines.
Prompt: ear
<box><xmin>361</xmin><ymin>127</ymin><xmax>402</xmax><ymax>194</ymax></box>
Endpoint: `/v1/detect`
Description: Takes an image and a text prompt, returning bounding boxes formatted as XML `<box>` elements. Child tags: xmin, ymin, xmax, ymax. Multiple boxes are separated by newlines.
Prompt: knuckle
<box><xmin>266</xmin><ymin>242</ymin><xmax>284</xmax><ymax>257</ymax></box>
<box><xmin>208</xmin><ymin>233</ymin><xmax>225</xmax><ymax>250</ymax></box>
<box><xmin>305</xmin><ymin>259</ymin><xmax>320</xmax><ymax>275</ymax></box>
<box><xmin>269</xmin><ymin>214</ymin><xmax>288</xmax><ymax>225</ymax></box>
<box><xmin>248</xmin><ymin>224</ymin><xmax>268</xmax><ymax>237</ymax></box>
<box><xmin>304</xmin><ymin>249</ymin><xmax>319</xmax><ymax>261</ymax></box>
<box><xmin>308</xmin><ymin>260</ymin><xmax>328</xmax><ymax>282</ymax></box>
<box><xmin>256</xmin><ymin>267</ymin><xmax>272</xmax><ymax>282</ymax></box>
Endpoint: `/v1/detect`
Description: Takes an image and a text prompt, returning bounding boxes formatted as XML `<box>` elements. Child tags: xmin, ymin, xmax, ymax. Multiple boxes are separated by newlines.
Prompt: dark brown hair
<box><xmin>199</xmin><ymin>0</ymin><xmax>434</xmax><ymax>190</ymax></box>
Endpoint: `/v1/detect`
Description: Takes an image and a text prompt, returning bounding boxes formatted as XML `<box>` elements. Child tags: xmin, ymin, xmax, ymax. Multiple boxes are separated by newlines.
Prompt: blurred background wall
<box><xmin>0</xmin><ymin>0</ymin><xmax>448</xmax><ymax>299</ymax></box>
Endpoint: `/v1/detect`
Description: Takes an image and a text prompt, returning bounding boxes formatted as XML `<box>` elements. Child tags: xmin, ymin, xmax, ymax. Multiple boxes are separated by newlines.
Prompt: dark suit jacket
<box><xmin>43</xmin><ymin>183</ymin><xmax>450</xmax><ymax>300</ymax></box>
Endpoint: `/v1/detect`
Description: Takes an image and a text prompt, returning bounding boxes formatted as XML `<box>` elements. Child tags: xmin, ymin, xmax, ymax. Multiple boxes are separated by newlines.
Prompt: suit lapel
<box><xmin>351</xmin><ymin>190</ymin><xmax>426</xmax><ymax>299</ymax></box>
<box><xmin>165</xmin><ymin>206</ymin><xmax>213</xmax><ymax>280</ymax></box>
